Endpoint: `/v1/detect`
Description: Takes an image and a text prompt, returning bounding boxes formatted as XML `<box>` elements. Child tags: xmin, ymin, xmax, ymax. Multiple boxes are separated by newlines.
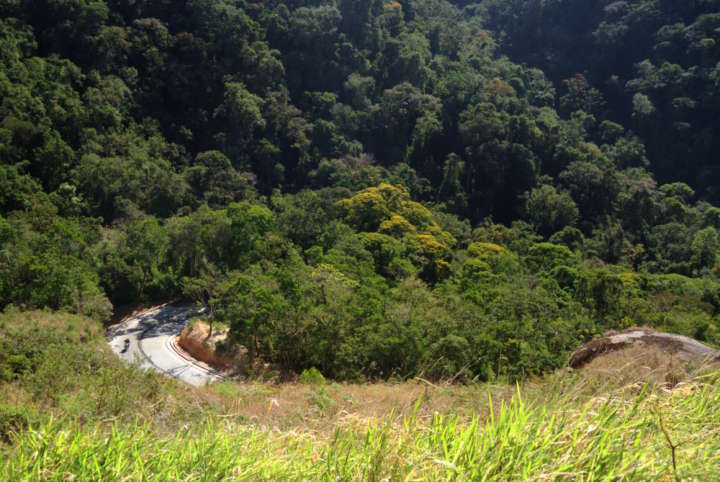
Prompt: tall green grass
<box><xmin>4</xmin><ymin>378</ymin><xmax>720</xmax><ymax>481</ymax></box>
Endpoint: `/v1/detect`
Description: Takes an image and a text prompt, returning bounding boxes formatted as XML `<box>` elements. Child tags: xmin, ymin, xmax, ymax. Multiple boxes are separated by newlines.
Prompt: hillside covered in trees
<box><xmin>3</xmin><ymin>0</ymin><xmax>720</xmax><ymax>381</ymax></box>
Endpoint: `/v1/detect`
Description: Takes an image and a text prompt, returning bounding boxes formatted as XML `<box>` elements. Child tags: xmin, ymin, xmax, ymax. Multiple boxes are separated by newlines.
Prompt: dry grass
<box><xmin>204</xmin><ymin>379</ymin><xmax>522</xmax><ymax>432</ymax></box>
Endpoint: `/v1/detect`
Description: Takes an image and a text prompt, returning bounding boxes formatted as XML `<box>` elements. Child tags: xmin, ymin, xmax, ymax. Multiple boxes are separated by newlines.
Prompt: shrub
<box><xmin>424</xmin><ymin>335</ymin><xmax>472</xmax><ymax>381</ymax></box>
<box><xmin>0</xmin><ymin>404</ymin><xmax>36</xmax><ymax>444</ymax></box>
<box><xmin>299</xmin><ymin>367</ymin><xmax>326</xmax><ymax>385</ymax></box>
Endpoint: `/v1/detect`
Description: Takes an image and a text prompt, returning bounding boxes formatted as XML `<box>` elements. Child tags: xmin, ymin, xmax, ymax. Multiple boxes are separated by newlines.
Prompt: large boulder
<box><xmin>570</xmin><ymin>328</ymin><xmax>720</xmax><ymax>369</ymax></box>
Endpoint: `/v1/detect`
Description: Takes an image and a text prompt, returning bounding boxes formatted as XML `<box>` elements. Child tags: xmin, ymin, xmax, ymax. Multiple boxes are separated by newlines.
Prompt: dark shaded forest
<box><xmin>3</xmin><ymin>0</ymin><xmax>720</xmax><ymax>381</ymax></box>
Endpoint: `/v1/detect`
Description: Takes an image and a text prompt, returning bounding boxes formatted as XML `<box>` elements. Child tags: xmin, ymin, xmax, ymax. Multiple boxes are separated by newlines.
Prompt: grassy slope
<box><xmin>2</xmin><ymin>310</ymin><xmax>720</xmax><ymax>480</ymax></box>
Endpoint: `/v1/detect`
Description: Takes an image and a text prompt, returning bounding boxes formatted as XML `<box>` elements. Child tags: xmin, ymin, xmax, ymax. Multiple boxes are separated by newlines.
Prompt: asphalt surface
<box><xmin>107</xmin><ymin>304</ymin><xmax>223</xmax><ymax>386</ymax></box>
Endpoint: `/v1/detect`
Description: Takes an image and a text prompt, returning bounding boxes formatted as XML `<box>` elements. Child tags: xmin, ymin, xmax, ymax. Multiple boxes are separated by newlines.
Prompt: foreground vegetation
<box><xmin>3</xmin><ymin>311</ymin><xmax>720</xmax><ymax>480</ymax></box>
<box><xmin>8</xmin><ymin>381</ymin><xmax>720</xmax><ymax>481</ymax></box>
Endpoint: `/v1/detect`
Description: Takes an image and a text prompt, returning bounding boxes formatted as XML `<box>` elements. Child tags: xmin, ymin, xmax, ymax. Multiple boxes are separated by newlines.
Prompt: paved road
<box><xmin>107</xmin><ymin>304</ymin><xmax>223</xmax><ymax>386</ymax></box>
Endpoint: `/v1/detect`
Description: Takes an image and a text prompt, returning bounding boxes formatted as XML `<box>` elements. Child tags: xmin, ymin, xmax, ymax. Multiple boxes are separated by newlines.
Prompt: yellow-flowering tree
<box><xmin>338</xmin><ymin>183</ymin><xmax>456</xmax><ymax>281</ymax></box>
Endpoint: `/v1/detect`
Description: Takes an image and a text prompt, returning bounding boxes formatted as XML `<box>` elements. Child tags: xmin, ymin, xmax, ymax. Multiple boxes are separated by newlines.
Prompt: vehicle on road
<box><xmin>107</xmin><ymin>304</ymin><xmax>222</xmax><ymax>386</ymax></box>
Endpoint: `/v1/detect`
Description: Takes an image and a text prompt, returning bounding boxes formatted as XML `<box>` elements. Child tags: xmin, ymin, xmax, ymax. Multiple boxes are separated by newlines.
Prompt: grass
<box><xmin>3</xmin><ymin>309</ymin><xmax>720</xmax><ymax>480</ymax></box>
<box><xmin>4</xmin><ymin>378</ymin><xmax>720</xmax><ymax>480</ymax></box>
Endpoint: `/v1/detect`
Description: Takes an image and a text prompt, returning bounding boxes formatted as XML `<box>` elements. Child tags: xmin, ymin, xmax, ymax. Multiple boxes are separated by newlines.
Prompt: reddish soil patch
<box><xmin>177</xmin><ymin>320</ymin><xmax>233</xmax><ymax>368</ymax></box>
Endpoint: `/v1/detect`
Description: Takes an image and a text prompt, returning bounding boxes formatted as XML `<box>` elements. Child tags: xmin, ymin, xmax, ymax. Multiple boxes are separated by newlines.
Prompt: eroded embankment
<box><xmin>176</xmin><ymin>320</ymin><xmax>233</xmax><ymax>369</ymax></box>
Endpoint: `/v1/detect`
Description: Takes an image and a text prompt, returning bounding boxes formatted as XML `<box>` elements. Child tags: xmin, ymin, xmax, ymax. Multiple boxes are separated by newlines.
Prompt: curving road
<box><xmin>107</xmin><ymin>304</ymin><xmax>223</xmax><ymax>386</ymax></box>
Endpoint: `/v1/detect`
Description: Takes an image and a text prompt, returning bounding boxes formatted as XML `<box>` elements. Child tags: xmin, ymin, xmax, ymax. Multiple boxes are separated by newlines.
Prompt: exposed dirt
<box><xmin>177</xmin><ymin>320</ymin><xmax>234</xmax><ymax>369</ymax></box>
<box><xmin>176</xmin><ymin>320</ymin><xmax>297</xmax><ymax>381</ymax></box>
<box><xmin>570</xmin><ymin>327</ymin><xmax>720</xmax><ymax>369</ymax></box>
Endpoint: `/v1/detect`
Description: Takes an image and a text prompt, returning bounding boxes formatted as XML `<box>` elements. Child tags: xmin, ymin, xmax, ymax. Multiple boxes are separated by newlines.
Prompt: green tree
<box><xmin>691</xmin><ymin>227</ymin><xmax>720</xmax><ymax>272</ymax></box>
<box><xmin>524</xmin><ymin>185</ymin><xmax>579</xmax><ymax>237</ymax></box>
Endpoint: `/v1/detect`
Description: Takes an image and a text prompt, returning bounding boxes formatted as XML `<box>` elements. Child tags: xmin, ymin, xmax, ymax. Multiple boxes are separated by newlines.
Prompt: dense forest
<box><xmin>3</xmin><ymin>0</ymin><xmax>720</xmax><ymax>381</ymax></box>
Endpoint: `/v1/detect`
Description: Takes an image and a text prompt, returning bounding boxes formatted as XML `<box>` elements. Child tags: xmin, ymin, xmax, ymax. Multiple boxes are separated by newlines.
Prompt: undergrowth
<box><xmin>2</xmin><ymin>310</ymin><xmax>720</xmax><ymax>480</ymax></box>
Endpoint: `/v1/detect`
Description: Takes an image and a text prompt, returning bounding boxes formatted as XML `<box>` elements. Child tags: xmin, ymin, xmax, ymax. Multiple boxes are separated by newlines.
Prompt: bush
<box><xmin>0</xmin><ymin>353</ymin><xmax>32</xmax><ymax>382</ymax></box>
<box><xmin>0</xmin><ymin>404</ymin><xmax>36</xmax><ymax>444</ymax></box>
<box><xmin>424</xmin><ymin>335</ymin><xmax>472</xmax><ymax>381</ymax></box>
<box><xmin>299</xmin><ymin>367</ymin><xmax>326</xmax><ymax>385</ymax></box>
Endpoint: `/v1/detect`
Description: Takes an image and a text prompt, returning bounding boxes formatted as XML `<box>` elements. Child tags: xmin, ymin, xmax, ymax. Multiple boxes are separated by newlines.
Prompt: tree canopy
<box><xmin>3</xmin><ymin>0</ymin><xmax>720</xmax><ymax>381</ymax></box>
